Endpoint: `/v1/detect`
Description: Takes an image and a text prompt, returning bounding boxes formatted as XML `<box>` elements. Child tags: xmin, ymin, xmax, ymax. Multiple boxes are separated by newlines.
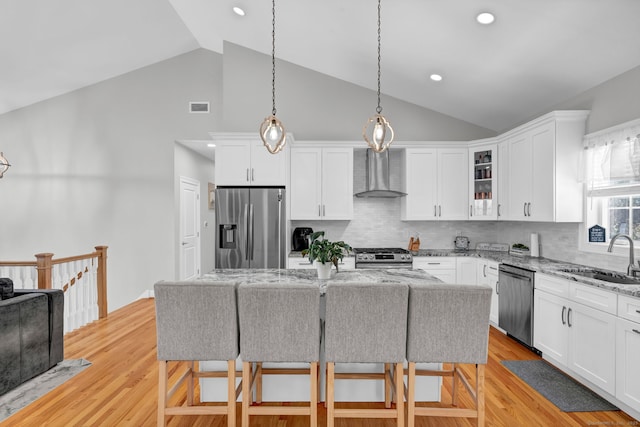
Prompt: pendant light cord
<box><xmin>376</xmin><ymin>0</ymin><xmax>382</xmax><ymax>114</ymax></box>
<box><xmin>271</xmin><ymin>0</ymin><xmax>277</xmax><ymax>116</ymax></box>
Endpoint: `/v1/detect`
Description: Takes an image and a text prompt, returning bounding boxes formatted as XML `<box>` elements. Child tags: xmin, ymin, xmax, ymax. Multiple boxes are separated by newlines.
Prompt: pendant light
<box><xmin>259</xmin><ymin>0</ymin><xmax>286</xmax><ymax>154</ymax></box>
<box><xmin>362</xmin><ymin>0</ymin><xmax>394</xmax><ymax>153</ymax></box>
<box><xmin>0</xmin><ymin>152</ymin><xmax>10</xmax><ymax>178</ymax></box>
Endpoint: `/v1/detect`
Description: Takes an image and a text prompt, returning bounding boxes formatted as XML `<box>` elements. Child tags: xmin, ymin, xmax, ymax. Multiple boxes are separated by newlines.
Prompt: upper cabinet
<box><xmin>469</xmin><ymin>142</ymin><xmax>497</xmax><ymax>220</ymax></box>
<box><xmin>213</xmin><ymin>134</ymin><xmax>289</xmax><ymax>186</ymax></box>
<box><xmin>401</xmin><ymin>147</ymin><xmax>468</xmax><ymax>220</ymax></box>
<box><xmin>289</xmin><ymin>146</ymin><xmax>353</xmax><ymax>220</ymax></box>
<box><xmin>502</xmin><ymin>111</ymin><xmax>589</xmax><ymax>222</ymax></box>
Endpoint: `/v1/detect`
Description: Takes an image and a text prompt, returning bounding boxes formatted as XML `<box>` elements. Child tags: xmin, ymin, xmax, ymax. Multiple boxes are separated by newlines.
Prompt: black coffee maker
<box><xmin>292</xmin><ymin>227</ymin><xmax>313</xmax><ymax>251</ymax></box>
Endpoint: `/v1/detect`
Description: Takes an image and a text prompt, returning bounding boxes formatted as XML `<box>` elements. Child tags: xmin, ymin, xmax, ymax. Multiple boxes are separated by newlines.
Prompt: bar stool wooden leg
<box><xmin>241</xmin><ymin>361</ymin><xmax>252</xmax><ymax>427</ymax></box>
<box><xmin>187</xmin><ymin>361</ymin><xmax>194</xmax><ymax>406</ymax></box>
<box><xmin>478</xmin><ymin>364</ymin><xmax>485</xmax><ymax>427</ymax></box>
<box><xmin>395</xmin><ymin>362</ymin><xmax>404</xmax><ymax>427</ymax></box>
<box><xmin>255</xmin><ymin>362</ymin><xmax>263</xmax><ymax>404</ymax></box>
<box><xmin>452</xmin><ymin>363</ymin><xmax>460</xmax><ymax>406</ymax></box>
<box><xmin>407</xmin><ymin>362</ymin><xmax>415</xmax><ymax>427</ymax></box>
<box><xmin>157</xmin><ymin>361</ymin><xmax>167</xmax><ymax>427</ymax></box>
<box><xmin>228</xmin><ymin>360</ymin><xmax>236</xmax><ymax>427</ymax></box>
<box><xmin>310</xmin><ymin>362</ymin><xmax>318</xmax><ymax>427</ymax></box>
<box><xmin>327</xmin><ymin>362</ymin><xmax>335</xmax><ymax>427</ymax></box>
<box><xmin>385</xmin><ymin>362</ymin><xmax>392</xmax><ymax>408</ymax></box>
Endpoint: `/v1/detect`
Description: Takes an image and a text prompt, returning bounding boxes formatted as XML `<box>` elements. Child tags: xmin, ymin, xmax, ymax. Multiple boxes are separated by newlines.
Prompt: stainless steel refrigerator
<box><xmin>215</xmin><ymin>187</ymin><xmax>286</xmax><ymax>268</ymax></box>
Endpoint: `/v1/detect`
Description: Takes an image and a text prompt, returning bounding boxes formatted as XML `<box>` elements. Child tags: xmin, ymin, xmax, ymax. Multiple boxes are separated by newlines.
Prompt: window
<box><xmin>583</xmin><ymin>118</ymin><xmax>640</xmax><ymax>248</ymax></box>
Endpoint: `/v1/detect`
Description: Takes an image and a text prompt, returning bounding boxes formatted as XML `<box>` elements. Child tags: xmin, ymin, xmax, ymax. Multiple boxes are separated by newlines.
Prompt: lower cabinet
<box><xmin>456</xmin><ymin>257</ymin><xmax>477</xmax><ymax>285</ymax></box>
<box><xmin>413</xmin><ymin>257</ymin><xmax>456</xmax><ymax>283</ymax></box>
<box><xmin>477</xmin><ymin>260</ymin><xmax>499</xmax><ymax>325</ymax></box>
<box><xmin>534</xmin><ymin>275</ymin><xmax>617</xmax><ymax>395</ymax></box>
<box><xmin>616</xmin><ymin>296</ymin><xmax>640</xmax><ymax>410</ymax></box>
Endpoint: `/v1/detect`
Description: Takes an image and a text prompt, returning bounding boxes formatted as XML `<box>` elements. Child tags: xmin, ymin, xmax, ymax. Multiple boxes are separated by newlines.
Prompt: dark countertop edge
<box><xmin>289</xmin><ymin>249</ymin><xmax>640</xmax><ymax>298</ymax></box>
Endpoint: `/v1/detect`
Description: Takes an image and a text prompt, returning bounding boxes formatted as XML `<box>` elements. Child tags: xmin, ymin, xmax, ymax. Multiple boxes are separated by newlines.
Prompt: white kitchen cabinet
<box><xmin>534</xmin><ymin>274</ymin><xmax>617</xmax><ymax>395</ymax></box>
<box><xmin>497</xmin><ymin>140</ymin><xmax>509</xmax><ymax>220</ymax></box>
<box><xmin>214</xmin><ymin>137</ymin><xmax>288</xmax><ymax>186</ymax></box>
<box><xmin>477</xmin><ymin>259</ymin><xmax>499</xmax><ymax>324</ymax></box>
<box><xmin>469</xmin><ymin>142</ymin><xmax>497</xmax><ymax>220</ymax></box>
<box><xmin>456</xmin><ymin>257</ymin><xmax>477</xmax><ymax>284</ymax></box>
<box><xmin>413</xmin><ymin>257</ymin><xmax>456</xmax><ymax>283</ymax></box>
<box><xmin>504</xmin><ymin>111</ymin><xmax>588</xmax><ymax>222</ymax></box>
<box><xmin>616</xmin><ymin>314</ymin><xmax>640</xmax><ymax>410</ymax></box>
<box><xmin>289</xmin><ymin>147</ymin><xmax>353</xmax><ymax>220</ymax></box>
<box><xmin>401</xmin><ymin>148</ymin><xmax>468</xmax><ymax>221</ymax></box>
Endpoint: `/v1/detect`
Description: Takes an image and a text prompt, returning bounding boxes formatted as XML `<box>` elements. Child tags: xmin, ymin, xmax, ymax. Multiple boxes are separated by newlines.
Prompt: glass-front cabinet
<box><xmin>469</xmin><ymin>143</ymin><xmax>497</xmax><ymax>220</ymax></box>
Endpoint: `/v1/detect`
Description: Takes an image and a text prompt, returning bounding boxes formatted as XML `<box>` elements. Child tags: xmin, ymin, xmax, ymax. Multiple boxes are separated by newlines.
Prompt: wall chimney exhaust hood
<box><xmin>355</xmin><ymin>149</ymin><xmax>406</xmax><ymax>198</ymax></box>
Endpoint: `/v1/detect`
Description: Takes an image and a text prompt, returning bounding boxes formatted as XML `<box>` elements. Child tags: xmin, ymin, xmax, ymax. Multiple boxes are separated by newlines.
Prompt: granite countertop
<box><xmin>411</xmin><ymin>248</ymin><xmax>640</xmax><ymax>298</ymax></box>
<box><xmin>200</xmin><ymin>268</ymin><xmax>443</xmax><ymax>293</ymax></box>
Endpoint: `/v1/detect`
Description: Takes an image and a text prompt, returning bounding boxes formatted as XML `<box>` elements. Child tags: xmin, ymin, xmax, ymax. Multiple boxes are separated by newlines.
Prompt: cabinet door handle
<box><xmin>318</xmin><ymin>205</ymin><xmax>321</xmax><ymax>217</ymax></box>
<box><xmin>498</xmin><ymin>204</ymin><xmax>501</xmax><ymax>217</ymax></box>
<box><xmin>495</xmin><ymin>280</ymin><xmax>499</xmax><ymax>295</ymax></box>
<box><xmin>323</xmin><ymin>205</ymin><xmax>326</xmax><ymax>216</ymax></box>
<box><xmin>483</xmin><ymin>264</ymin><xmax>487</xmax><ymax>277</ymax></box>
<box><xmin>636</xmin><ymin>309</ymin><xmax>640</xmax><ymax>314</ymax></box>
<box><xmin>567</xmin><ymin>307</ymin><xmax>572</xmax><ymax>327</ymax></box>
<box><xmin>428</xmin><ymin>262</ymin><xmax>441</xmax><ymax>265</ymax></box>
<box><xmin>439</xmin><ymin>205</ymin><xmax>442</xmax><ymax>217</ymax></box>
<box><xmin>523</xmin><ymin>202</ymin><xmax>527</xmax><ymax>217</ymax></box>
<box><xmin>527</xmin><ymin>202</ymin><xmax>531</xmax><ymax>217</ymax></box>
<box><xmin>561</xmin><ymin>306</ymin><xmax>566</xmax><ymax>325</ymax></box>
<box><xmin>470</xmin><ymin>205</ymin><xmax>473</xmax><ymax>217</ymax></box>
<box><xmin>434</xmin><ymin>205</ymin><xmax>437</xmax><ymax>217</ymax></box>
<box><xmin>633</xmin><ymin>329</ymin><xmax>640</xmax><ymax>335</ymax></box>
<box><xmin>246</xmin><ymin>168</ymin><xmax>250</xmax><ymax>182</ymax></box>
<box><xmin>251</xmin><ymin>168</ymin><xmax>255</xmax><ymax>182</ymax></box>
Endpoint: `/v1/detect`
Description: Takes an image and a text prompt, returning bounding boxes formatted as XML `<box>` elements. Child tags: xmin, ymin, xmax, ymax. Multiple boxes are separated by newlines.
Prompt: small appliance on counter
<box><xmin>454</xmin><ymin>236</ymin><xmax>470</xmax><ymax>251</ymax></box>
<box><xmin>292</xmin><ymin>227</ymin><xmax>314</xmax><ymax>251</ymax></box>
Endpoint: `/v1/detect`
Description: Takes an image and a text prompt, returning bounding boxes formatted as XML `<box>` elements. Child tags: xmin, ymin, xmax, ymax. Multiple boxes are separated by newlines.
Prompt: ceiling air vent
<box><xmin>189</xmin><ymin>101</ymin><xmax>210</xmax><ymax>113</ymax></box>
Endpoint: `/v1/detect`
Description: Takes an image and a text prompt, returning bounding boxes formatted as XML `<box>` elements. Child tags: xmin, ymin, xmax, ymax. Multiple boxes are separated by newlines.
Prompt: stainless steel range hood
<box><xmin>354</xmin><ymin>149</ymin><xmax>406</xmax><ymax>198</ymax></box>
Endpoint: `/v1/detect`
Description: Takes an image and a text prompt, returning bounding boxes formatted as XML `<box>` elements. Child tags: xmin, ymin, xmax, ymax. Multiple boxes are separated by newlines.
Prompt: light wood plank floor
<box><xmin>2</xmin><ymin>298</ymin><xmax>638</xmax><ymax>426</ymax></box>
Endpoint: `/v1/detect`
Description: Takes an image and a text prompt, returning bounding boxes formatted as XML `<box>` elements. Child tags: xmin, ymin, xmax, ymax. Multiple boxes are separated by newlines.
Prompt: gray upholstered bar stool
<box><xmin>154</xmin><ymin>281</ymin><xmax>240</xmax><ymax>427</ymax></box>
<box><xmin>324</xmin><ymin>282</ymin><xmax>409</xmax><ymax>427</ymax></box>
<box><xmin>405</xmin><ymin>283</ymin><xmax>492</xmax><ymax>427</ymax></box>
<box><xmin>237</xmin><ymin>282</ymin><xmax>320</xmax><ymax>427</ymax></box>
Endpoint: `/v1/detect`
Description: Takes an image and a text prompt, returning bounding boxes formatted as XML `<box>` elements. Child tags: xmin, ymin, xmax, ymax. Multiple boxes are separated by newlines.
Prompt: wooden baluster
<box><xmin>35</xmin><ymin>252</ymin><xmax>53</xmax><ymax>289</ymax></box>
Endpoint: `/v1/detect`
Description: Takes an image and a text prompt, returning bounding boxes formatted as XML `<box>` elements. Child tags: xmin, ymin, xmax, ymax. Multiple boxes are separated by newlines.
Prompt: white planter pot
<box><xmin>316</xmin><ymin>262</ymin><xmax>332</xmax><ymax>279</ymax></box>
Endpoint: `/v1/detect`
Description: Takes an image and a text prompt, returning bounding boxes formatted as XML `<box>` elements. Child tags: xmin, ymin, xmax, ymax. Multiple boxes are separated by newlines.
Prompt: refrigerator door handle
<box><xmin>249</xmin><ymin>203</ymin><xmax>255</xmax><ymax>260</ymax></box>
<box><xmin>244</xmin><ymin>204</ymin><xmax>250</xmax><ymax>260</ymax></box>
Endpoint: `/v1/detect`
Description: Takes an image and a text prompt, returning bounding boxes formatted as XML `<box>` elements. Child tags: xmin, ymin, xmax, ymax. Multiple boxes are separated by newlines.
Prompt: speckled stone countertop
<box><xmin>200</xmin><ymin>268</ymin><xmax>443</xmax><ymax>293</ymax></box>
<box><xmin>411</xmin><ymin>249</ymin><xmax>640</xmax><ymax>298</ymax></box>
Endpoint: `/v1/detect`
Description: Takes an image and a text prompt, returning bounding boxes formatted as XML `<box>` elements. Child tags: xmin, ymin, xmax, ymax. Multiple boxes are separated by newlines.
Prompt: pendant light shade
<box><xmin>362</xmin><ymin>0</ymin><xmax>394</xmax><ymax>153</ymax></box>
<box><xmin>260</xmin><ymin>0</ymin><xmax>287</xmax><ymax>155</ymax></box>
<box><xmin>0</xmin><ymin>152</ymin><xmax>10</xmax><ymax>178</ymax></box>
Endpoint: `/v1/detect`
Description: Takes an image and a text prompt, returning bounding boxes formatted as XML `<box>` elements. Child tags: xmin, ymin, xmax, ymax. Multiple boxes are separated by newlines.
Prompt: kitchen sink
<box><xmin>562</xmin><ymin>269</ymin><xmax>640</xmax><ymax>285</ymax></box>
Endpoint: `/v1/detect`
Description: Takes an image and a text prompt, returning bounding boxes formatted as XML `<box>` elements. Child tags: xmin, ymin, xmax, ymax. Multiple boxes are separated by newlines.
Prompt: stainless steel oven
<box><xmin>353</xmin><ymin>248</ymin><xmax>413</xmax><ymax>269</ymax></box>
<box><xmin>498</xmin><ymin>264</ymin><xmax>535</xmax><ymax>349</ymax></box>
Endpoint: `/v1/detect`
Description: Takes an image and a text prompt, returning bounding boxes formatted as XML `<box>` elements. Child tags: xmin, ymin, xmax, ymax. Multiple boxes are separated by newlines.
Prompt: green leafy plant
<box><xmin>301</xmin><ymin>231</ymin><xmax>352</xmax><ymax>271</ymax></box>
<box><xmin>512</xmin><ymin>243</ymin><xmax>529</xmax><ymax>250</ymax></box>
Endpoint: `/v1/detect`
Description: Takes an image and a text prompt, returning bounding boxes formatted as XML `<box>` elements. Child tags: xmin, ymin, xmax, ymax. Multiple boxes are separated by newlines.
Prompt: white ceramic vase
<box><xmin>316</xmin><ymin>262</ymin><xmax>332</xmax><ymax>279</ymax></box>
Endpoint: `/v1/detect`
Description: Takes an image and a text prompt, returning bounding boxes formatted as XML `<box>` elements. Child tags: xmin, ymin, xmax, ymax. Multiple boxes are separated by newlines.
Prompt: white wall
<box><xmin>0</xmin><ymin>49</ymin><xmax>223</xmax><ymax>311</ymax></box>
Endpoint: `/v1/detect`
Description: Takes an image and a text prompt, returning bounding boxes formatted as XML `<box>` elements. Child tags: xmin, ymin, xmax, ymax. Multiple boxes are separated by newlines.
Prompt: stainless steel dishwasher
<box><xmin>498</xmin><ymin>264</ymin><xmax>536</xmax><ymax>349</ymax></box>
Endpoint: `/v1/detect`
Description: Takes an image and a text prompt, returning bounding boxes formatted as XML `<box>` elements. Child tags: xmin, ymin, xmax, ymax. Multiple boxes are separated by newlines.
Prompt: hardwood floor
<box><xmin>2</xmin><ymin>297</ymin><xmax>637</xmax><ymax>427</ymax></box>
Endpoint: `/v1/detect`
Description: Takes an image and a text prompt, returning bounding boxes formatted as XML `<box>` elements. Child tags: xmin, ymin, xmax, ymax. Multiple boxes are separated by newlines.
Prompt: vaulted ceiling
<box><xmin>3</xmin><ymin>0</ymin><xmax>640</xmax><ymax>132</ymax></box>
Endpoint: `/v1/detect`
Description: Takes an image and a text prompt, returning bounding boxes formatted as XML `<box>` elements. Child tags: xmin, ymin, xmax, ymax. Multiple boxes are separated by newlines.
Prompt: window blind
<box><xmin>584</xmin><ymin>118</ymin><xmax>640</xmax><ymax>197</ymax></box>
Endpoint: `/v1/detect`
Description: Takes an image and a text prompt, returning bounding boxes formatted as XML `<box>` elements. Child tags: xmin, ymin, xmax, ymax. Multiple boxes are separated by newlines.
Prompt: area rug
<box><xmin>0</xmin><ymin>359</ymin><xmax>91</xmax><ymax>422</ymax></box>
<box><xmin>501</xmin><ymin>360</ymin><xmax>618</xmax><ymax>412</ymax></box>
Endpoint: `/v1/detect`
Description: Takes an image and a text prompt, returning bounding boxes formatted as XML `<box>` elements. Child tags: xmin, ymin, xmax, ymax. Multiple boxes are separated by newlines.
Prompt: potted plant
<box><xmin>301</xmin><ymin>231</ymin><xmax>352</xmax><ymax>279</ymax></box>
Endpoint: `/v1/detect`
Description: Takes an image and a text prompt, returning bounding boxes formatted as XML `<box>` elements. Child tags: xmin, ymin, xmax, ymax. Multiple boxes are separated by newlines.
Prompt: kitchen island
<box><xmin>198</xmin><ymin>268</ymin><xmax>444</xmax><ymax>403</ymax></box>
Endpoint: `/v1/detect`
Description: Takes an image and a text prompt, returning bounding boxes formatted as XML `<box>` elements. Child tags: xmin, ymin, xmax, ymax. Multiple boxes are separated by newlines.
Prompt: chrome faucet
<box><xmin>607</xmin><ymin>233</ymin><xmax>640</xmax><ymax>277</ymax></box>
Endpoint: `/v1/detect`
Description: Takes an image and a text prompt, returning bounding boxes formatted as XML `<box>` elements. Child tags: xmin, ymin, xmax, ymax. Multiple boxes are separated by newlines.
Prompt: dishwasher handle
<box><xmin>499</xmin><ymin>270</ymin><xmax>533</xmax><ymax>282</ymax></box>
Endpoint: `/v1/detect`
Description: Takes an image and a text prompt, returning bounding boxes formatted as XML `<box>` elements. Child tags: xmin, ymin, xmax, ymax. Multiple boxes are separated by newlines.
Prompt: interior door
<box><xmin>179</xmin><ymin>177</ymin><xmax>200</xmax><ymax>280</ymax></box>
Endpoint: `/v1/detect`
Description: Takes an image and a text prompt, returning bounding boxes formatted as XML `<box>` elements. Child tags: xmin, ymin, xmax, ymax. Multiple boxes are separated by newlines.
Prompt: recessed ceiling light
<box><xmin>233</xmin><ymin>6</ymin><xmax>245</xmax><ymax>16</ymax></box>
<box><xmin>476</xmin><ymin>12</ymin><xmax>495</xmax><ymax>25</ymax></box>
<box><xmin>430</xmin><ymin>74</ymin><xmax>443</xmax><ymax>82</ymax></box>
<box><xmin>207</xmin><ymin>143</ymin><xmax>216</xmax><ymax>148</ymax></box>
